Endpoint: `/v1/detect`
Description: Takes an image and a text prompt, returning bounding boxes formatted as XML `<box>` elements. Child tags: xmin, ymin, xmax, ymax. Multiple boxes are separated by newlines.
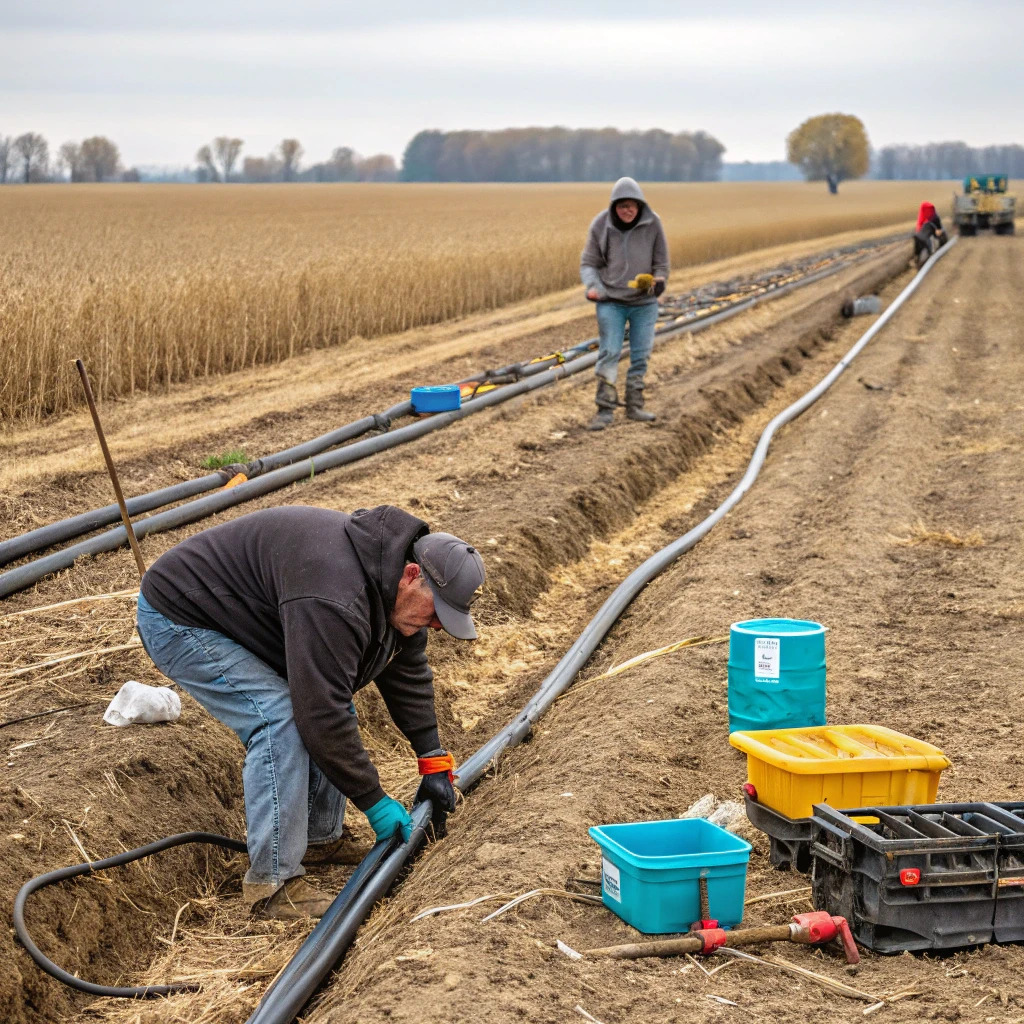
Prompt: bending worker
<box><xmin>580</xmin><ymin>176</ymin><xmax>670</xmax><ymax>430</ymax></box>
<box><xmin>914</xmin><ymin>201</ymin><xmax>947</xmax><ymax>267</ymax></box>
<box><xmin>136</xmin><ymin>504</ymin><xmax>485</xmax><ymax>920</ymax></box>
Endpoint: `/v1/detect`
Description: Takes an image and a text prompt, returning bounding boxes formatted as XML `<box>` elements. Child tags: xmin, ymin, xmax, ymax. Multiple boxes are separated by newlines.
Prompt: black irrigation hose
<box><xmin>0</xmin><ymin>700</ymin><xmax>104</xmax><ymax>731</ymax></box>
<box><xmin>246</xmin><ymin>832</ymin><xmax>406</xmax><ymax>1020</ymax></box>
<box><xmin>0</xmin><ymin>242</ymin><xmax>894</xmax><ymax>602</ymax></box>
<box><xmin>0</xmin><ymin>233</ymin><xmax>898</xmax><ymax>574</ymax></box>
<box><xmin>251</xmin><ymin>401</ymin><xmax>410</xmax><ymax>473</ymax></box>
<box><xmin>13</xmin><ymin>832</ymin><xmax>249</xmax><ymax>999</ymax></box>
<box><xmin>244</xmin><ymin>236</ymin><xmax>956</xmax><ymax>1024</ymax></box>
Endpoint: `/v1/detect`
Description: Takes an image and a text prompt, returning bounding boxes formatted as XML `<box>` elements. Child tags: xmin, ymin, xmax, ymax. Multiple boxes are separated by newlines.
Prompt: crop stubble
<box><xmin>1</xmin><ymin>180</ymin><xmax>943</xmax><ymax>422</ymax></box>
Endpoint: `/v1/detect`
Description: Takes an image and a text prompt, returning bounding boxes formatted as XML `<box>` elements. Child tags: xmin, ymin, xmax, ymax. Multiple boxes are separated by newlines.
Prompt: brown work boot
<box><xmin>302</xmin><ymin>831</ymin><xmax>365</xmax><ymax>866</ymax></box>
<box><xmin>249</xmin><ymin>876</ymin><xmax>334</xmax><ymax>920</ymax></box>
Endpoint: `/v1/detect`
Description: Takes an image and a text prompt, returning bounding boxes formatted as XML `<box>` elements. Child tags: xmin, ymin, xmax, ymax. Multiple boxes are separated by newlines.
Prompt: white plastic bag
<box><xmin>103</xmin><ymin>680</ymin><xmax>181</xmax><ymax>727</ymax></box>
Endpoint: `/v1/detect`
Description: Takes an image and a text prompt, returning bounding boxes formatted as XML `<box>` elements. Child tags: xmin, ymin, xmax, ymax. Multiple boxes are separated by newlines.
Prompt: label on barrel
<box><xmin>602</xmin><ymin>858</ymin><xmax>621</xmax><ymax>902</ymax></box>
<box><xmin>754</xmin><ymin>637</ymin><xmax>780</xmax><ymax>683</ymax></box>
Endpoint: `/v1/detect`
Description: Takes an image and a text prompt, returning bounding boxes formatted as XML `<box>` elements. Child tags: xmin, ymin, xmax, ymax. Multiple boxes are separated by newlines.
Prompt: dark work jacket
<box><xmin>141</xmin><ymin>505</ymin><xmax>438</xmax><ymax>810</ymax></box>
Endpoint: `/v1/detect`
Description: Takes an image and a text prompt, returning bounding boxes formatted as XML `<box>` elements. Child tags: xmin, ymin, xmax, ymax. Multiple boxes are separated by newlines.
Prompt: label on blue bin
<box><xmin>754</xmin><ymin>637</ymin><xmax>780</xmax><ymax>683</ymax></box>
<box><xmin>602</xmin><ymin>858</ymin><xmax>621</xmax><ymax>902</ymax></box>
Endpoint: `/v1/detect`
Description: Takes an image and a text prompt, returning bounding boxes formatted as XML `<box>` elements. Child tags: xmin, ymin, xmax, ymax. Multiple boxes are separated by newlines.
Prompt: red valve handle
<box><xmin>791</xmin><ymin>911</ymin><xmax>859</xmax><ymax>964</ymax></box>
<box><xmin>832</xmin><ymin>915</ymin><xmax>860</xmax><ymax>964</ymax></box>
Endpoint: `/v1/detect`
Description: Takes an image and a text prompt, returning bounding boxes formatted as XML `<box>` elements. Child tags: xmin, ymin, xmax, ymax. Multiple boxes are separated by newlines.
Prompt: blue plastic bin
<box><xmin>727</xmin><ymin>618</ymin><xmax>826</xmax><ymax>734</ymax></box>
<box><xmin>410</xmin><ymin>385</ymin><xmax>461</xmax><ymax>413</ymax></box>
<box><xmin>588</xmin><ymin>818</ymin><xmax>751</xmax><ymax>934</ymax></box>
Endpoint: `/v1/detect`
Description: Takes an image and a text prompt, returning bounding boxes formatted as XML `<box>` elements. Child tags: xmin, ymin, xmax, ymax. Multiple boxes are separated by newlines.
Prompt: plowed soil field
<box><xmin>2</xmin><ymin>231</ymin><xmax>1022</xmax><ymax>1024</ymax></box>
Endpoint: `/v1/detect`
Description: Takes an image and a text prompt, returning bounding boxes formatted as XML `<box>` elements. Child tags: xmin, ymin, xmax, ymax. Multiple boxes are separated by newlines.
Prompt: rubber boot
<box><xmin>587</xmin><ymin>380</ymin><xmax>618</xmax><ymax>431</ymax></box>
<box><xmin>249</xmin><ymin>876</ymin><xmax>334</xmax><ymax>920</ymax></box>
<box><xmin>625</xmin><ymin>381</ymin><xmax>656</xmax><ymax>423</ymax></box>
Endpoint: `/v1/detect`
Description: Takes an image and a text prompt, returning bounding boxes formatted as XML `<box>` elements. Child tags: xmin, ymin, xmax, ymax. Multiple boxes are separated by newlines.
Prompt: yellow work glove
<box><xmin>628</xmin><ymin>273</ymin><xmax>655</xmax><ymax>293</ymax></box>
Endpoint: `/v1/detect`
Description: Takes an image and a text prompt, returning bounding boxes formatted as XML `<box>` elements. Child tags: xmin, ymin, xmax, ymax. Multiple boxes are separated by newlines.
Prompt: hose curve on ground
<box><xmin>12</xmin><ymin>832</ymin><xmax>249</xmax><ymax>998</ymax></box>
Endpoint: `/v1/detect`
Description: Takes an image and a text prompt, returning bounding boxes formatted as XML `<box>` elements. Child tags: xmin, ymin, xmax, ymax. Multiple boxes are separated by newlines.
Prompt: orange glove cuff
<box><xmin>417</xmin><ymin>752</ymin><xmax>456</xmax><ymax>781</ymax></box>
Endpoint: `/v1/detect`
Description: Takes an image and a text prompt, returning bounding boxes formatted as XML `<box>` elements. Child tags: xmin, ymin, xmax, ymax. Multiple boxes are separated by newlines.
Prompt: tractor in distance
<box><xmin>953</xmin><ymin>174</ymin><xmax>1016</xmax><ymax>235</ymax></box>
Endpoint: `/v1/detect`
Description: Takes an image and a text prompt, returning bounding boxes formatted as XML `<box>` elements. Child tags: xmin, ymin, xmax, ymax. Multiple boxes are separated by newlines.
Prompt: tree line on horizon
<box><xmin>874</xmin><ymin>142</ymin><xmax>1024</xmax><ymax>180</ymax></box>
<box><xmin>1</xmin><ymin>124</ymin><xmax>1021</xmax><ymax>185</ymax></box>
<box><xmin>398</xmin><ymin>127</ymin><xmax>726</xmax><ymax>182</ymax></box>
<box><xmin>194</xmin><ymin>137</ymin><xmax>399</xmax><ymax>183</ymax></box>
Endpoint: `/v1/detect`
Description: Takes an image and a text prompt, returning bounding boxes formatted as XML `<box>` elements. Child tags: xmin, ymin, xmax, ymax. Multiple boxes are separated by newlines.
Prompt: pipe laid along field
<box><xmin>0</xmin><ymin>180</ymin><xmax>945</xmax><ymax>422</ymax></box>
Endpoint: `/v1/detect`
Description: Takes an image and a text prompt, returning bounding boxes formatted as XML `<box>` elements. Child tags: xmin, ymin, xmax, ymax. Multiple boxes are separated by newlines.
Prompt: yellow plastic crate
<box><xmin>729</xmin><ymin>724</ymin><xmax>951</xmax><ymax>820</ymax></box>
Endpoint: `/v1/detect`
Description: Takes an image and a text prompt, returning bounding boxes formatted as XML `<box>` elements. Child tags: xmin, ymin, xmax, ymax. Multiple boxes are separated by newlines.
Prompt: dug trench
<box><xmin>2</xmin><ymin>239</ymin><xmax>1010</xmax><ymax>1023</ymax></box>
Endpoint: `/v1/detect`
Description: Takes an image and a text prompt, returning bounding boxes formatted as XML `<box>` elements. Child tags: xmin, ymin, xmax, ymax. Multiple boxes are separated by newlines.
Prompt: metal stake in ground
<box><xmin>75</xmin><ymin>359</ymin><xmax>147</xmax><ymax>578</ymax></box>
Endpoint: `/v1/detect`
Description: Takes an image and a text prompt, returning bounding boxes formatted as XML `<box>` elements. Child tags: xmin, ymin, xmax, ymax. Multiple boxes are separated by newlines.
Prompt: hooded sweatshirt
<box><xmin>916</xmin><ymin>201</ymin><xmax>942</xmax><ymax>232</ymax></box>
<box><xmin>140</xmin><ymin>504</ymin><xmax>439</xmax><ymax>810</ymax></box>
<box><xmin>580</xmin><ymin>177</ymin><xmax>670</xmax><ymax>305</ymax></box>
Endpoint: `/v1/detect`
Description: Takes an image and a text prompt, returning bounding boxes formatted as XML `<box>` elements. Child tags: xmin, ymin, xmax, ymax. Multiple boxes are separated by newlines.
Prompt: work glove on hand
<box><xmin>653</xmin><ymin>279</ymin><xmax>666</xmax><ymax>297</ymax></box>
<box><xmin>364</xmin><ymin>795</ymin><xmax>413</xmax><ymax>844</ymax></box>
<box><xmin>414</xmin><ymin>748</ymin><xmax>458</xmax><ymax>837</ymax></box>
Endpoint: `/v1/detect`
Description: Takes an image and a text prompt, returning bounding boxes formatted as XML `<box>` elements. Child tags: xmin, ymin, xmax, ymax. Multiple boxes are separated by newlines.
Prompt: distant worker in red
<box><xmin>913</xmin><ymin>201</ymin><xmax>947</xmax><ymax>268</ymax></box>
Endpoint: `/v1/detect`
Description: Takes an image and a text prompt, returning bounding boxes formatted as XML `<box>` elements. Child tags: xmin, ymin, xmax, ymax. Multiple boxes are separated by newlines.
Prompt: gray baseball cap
<box><xmin>413</xmin><ymin>533</ymin><xmax>485</xmax><ymax>640</ymax></box>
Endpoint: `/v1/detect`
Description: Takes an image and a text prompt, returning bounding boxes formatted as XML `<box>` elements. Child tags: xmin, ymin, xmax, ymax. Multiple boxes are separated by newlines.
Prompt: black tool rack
<box><xmin>811</xmin><ymin>802</ymin><xmax>1024</xmax><ymax>954</ymax></box>
<box><xmin>743</xmin><ymin>792</ymin><xmax>817</xmax><ymax>872</ymax></box>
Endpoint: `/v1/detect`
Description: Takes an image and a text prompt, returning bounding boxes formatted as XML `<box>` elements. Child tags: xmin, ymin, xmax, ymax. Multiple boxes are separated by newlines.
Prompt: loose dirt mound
<box><xmin>7</xmin><ymin>236</ymin><xmax>1021</xmax><ymax>1023</ymax></box>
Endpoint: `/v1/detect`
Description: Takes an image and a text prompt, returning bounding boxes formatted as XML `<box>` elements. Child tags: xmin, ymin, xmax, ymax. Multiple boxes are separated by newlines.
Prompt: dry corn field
<box><xmin>0</xmin><ymin>179</ymin><xmax>948</xmax><ymax>423</ymax></box>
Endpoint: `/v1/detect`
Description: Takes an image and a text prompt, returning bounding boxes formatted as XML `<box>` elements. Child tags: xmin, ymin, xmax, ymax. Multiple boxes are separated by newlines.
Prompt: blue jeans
<box><xmin>595</xmin><ymin>300</ymin><xmax>659</xmax><ymax>387</ymax></box>
<box><xmin>136</xmin><ymin>593</ymin><xmax>346</xmax><ymax>889</ymax></box>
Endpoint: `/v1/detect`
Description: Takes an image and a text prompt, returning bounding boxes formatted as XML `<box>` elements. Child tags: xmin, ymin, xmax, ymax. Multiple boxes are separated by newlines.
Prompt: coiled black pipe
<box><xmin>0</xmin><ymin>244</ymin><xmax>891</xmax><ymax>601</ymax></box>
<box><xmin>12</xmin><ymin>830</ymin><xmax>400</xmax><ymax>1001</ymax></box>
<box><xmin>244</xmin><ymin>236</ymin><xmax>955</xmax><ymax>1024</ymax></box>
<box><xmin>13</xmin><ymin>832</ymin><xmax>248</xmax><ymax>998</ymax></box>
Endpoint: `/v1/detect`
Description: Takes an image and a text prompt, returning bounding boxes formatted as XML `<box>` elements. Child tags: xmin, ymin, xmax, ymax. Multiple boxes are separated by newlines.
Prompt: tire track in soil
<box><xmin>301</xmin><ymin>236</ymin><xmax>1024</xmax><ymax>1024</ymax></box>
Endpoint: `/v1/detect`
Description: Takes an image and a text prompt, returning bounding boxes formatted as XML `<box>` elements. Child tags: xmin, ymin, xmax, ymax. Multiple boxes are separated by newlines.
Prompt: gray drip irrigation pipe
<box><xmin>0</xmin><ymin>404</ymin><xmax>412</xmax><ymax>570</ymax></box>
<box><xmin>245</xmin><ymin>236</ymin><xmax>956</xmax><ymax>1024</ymax></box>
<box><xmin>0</xmin><ymin>244</ymin><xmax>893</xmax><ymax>601</ymax></box>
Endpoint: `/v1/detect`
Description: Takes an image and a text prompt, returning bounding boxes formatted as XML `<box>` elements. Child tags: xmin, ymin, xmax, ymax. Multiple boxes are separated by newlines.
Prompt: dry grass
<box><xmin>889</xmin><ymin>520</ymin><xmax>986</xmax><ymax>548</ymax></box>
<box><xmin>79</xmin><ymin>875</ymin><xmax>311</xmax><ymax>1024</ymax></box>
<box><xmin>1</xmin><ymin>180</ymin><xmax>943</xmax><ymax>423</ymax></box>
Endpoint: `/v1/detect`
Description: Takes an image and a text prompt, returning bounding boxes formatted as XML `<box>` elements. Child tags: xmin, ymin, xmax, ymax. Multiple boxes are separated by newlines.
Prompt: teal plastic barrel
<box><xmin>727</xmin><ymin>618</ymin><xmax>826</xmax><ymax>733</ymax></box>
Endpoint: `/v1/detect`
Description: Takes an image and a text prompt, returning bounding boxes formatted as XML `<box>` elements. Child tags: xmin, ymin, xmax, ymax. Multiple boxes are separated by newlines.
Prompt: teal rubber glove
<box><xmin>365</xmin><ymin>795</ymin><xmax>413</xmax><ymax>843</ymax></box>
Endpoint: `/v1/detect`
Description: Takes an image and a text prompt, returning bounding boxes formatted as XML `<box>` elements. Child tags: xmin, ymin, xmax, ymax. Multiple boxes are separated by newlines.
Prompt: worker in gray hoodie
<box><xmin>580</xmin><ymin>177</ymin><xmax>670</xmax><ymax>430</ymax></box>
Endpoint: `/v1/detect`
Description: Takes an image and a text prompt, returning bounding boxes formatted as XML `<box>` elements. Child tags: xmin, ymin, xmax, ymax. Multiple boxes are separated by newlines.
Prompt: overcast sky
<box><xmin>3</xmin><ymin>0</ymin><xmax>1022</xmax><ymax>169</ymax></box>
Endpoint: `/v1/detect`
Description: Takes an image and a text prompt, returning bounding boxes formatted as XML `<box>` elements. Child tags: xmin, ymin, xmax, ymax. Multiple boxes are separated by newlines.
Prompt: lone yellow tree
<box><xmin>787</xmin><ymin>114</ymin><xmax>869</xmax><ymax>193</ymax></box>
